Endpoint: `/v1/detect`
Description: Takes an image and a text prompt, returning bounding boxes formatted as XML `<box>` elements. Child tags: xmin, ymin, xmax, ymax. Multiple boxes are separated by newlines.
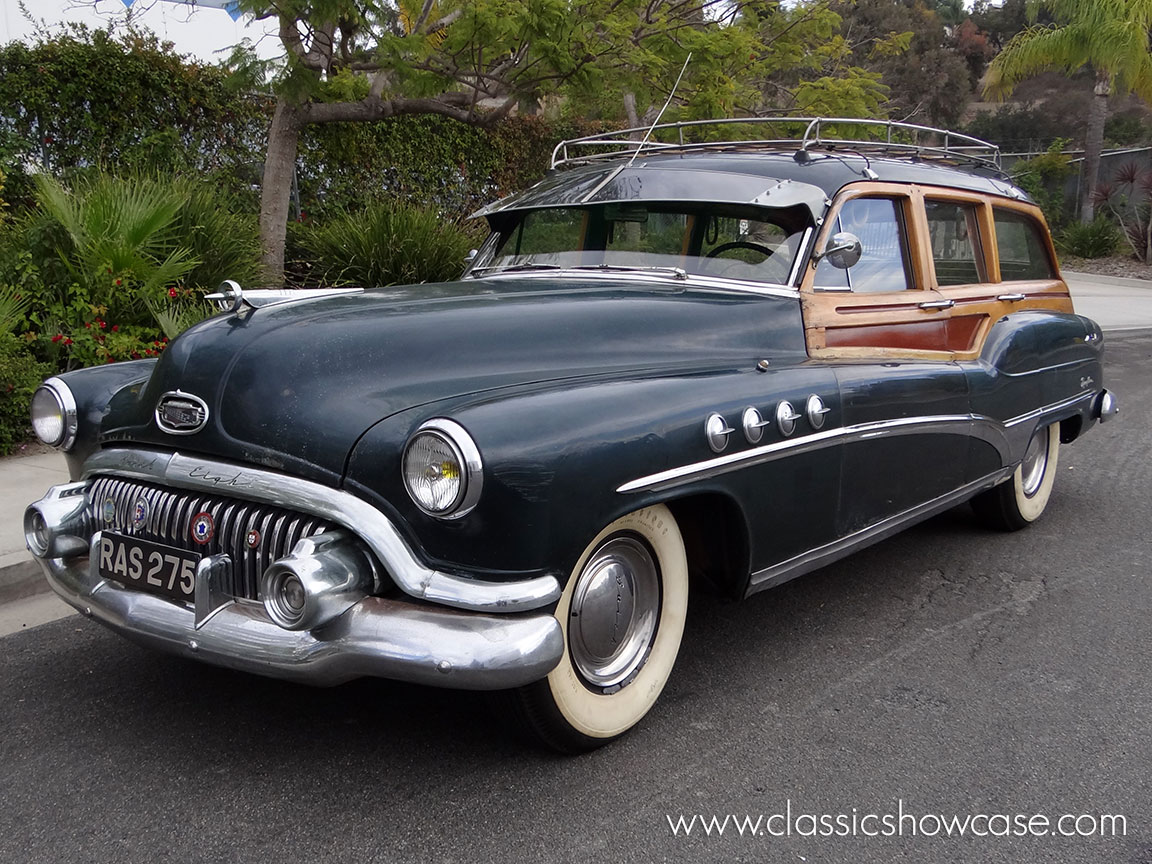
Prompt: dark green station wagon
<box><xmin>24</xmin><ymin>119</ymin><xmax>1117</xmax><ymax>751</ymax></box>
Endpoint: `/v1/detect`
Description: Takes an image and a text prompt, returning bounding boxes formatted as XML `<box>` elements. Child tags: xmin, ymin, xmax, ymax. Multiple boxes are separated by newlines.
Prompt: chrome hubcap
<box><xmin>1020</xmin><ymin>429</ymin><xmax>1048</xmax><ymax>497</ymax></box>
<box><xmin>568</xmin><ymin>536</ymin><xmax>660</xmax><ymax>690</ymax></box>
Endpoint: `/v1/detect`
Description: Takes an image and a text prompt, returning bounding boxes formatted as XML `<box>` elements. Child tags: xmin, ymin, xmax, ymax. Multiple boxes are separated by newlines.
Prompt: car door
<box><xmin>799</xmin><ymin>185</ymin><xmax>970</xmax><ymax>536</ymax></box>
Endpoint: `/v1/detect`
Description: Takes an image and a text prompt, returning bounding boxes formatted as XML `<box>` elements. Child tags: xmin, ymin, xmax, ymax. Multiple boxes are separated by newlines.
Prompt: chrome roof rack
<box><xmin>551</xmin><ymin>117</ymin><xmax>1001</xmax><ymax>172</ymax></box>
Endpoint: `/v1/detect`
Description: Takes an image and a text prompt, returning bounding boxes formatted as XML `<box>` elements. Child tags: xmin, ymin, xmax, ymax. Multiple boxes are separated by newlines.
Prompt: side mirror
<box><xmin>464</xmin><ymin>249</ymin><xmax>478</xmax><ymax>264</ymax></box>
<box><xmin>817</xmin><ymin>231</ymin><xmax>863</xmax><ymax>269</ymax></box>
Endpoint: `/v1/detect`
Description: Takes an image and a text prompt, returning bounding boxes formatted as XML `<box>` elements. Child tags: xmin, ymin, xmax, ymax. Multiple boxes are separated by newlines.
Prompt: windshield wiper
<box><xmin>570</xmin><ymin>264</ymin><xmax>688</xmax><ymax>280</ymax></box>
<box><xmin>469</xmin><ymin>263</ymin><xmax>563</xmax><ymax>276</ymax></box>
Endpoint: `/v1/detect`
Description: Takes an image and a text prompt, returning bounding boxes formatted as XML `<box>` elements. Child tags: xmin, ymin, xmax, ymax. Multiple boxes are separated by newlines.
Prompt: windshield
<box><xmin>473</xmin><ymin>203</ymin><xmax>811</xmax><ymax>286</ymax></box>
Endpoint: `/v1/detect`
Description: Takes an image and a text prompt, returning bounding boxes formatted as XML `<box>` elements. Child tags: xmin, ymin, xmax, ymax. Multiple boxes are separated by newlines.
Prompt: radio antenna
<box><xmin>627</xmin><ymin>53</ymin><xmax>692</xmax><ymax>168</ymax></box>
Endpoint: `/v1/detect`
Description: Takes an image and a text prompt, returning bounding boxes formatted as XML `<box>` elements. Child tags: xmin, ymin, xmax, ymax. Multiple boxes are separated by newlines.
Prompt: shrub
<box><xmin>0</xmin><ymin>331</ymin><xmax>51</xmax><ymax>455</ymax></box>
<box><xmin>298</xmin><ymin>202</ymin><xmax>481</xmax><ymax>288</ymax></box>
<box><xmin>1056</xmin><ymin>217</ymin><xmax>1122</xmax><ymax>259</ymax></box>
<box><xmin>1010</xmin><ymin>140</ymin><xmax>1073</xmax><ymax>229</ymax></box>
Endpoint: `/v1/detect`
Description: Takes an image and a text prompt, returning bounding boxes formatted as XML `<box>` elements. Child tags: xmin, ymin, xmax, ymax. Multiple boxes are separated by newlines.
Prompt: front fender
<box><xmin>51</xmin><ymin>360</ymin><xmax>158</xmax><ymax>478</ymax></box>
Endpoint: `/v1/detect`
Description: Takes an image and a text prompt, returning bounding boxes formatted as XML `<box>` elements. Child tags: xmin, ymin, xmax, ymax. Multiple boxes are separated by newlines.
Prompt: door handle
<box><xmin>997</xmin><ymin>293</ymin><xmax>1026</xmax><ymax>301</ymax></box>
<box><xmin>918</xmin><ymin>299</ymin><xmax>954</xmax><ymax>310</ymax></box>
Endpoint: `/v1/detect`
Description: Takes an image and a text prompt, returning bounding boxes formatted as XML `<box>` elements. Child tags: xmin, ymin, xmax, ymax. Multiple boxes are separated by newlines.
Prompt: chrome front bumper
<box><xmin>34</xmin><ymin>550</ymin><xmax>564</xmax><ymax>689</ymax></box>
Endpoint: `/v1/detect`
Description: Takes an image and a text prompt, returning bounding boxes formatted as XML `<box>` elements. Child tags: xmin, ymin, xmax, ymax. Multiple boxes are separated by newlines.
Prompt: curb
<box><xmin>0</xmin><ymin>557</ymin><xmax>49</xmax><ymax>605</ymax></box>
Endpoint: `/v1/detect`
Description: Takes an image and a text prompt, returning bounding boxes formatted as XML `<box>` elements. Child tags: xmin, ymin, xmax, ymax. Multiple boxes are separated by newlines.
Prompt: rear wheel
<box><xmin>972</xmin><ymin>423</ymin><xmax>1060</xmax><ymax>531</ymax></box>
<box><xmin>510</xmin><ymin>505</ymin><xmax>688</xmax><ymax>753</ymax></box>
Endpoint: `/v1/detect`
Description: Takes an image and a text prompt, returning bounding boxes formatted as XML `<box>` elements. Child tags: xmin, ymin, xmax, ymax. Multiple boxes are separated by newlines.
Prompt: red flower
<box><xmin>105</xmin><ymin>357</ymin><xmax>115</xmax><ymax>364</ymax></box>
<box><xmin>111</xmin><ymin>325</ymin><xmax>119</xmax><ymax>332</ymax></box>
<box><xmin>114</xmin><ymin>279</ymin><xmax>121</xmax><ymax>287</ymax></box>
<box><xmin>63</xmin><ymin>338</ymin><xmax>73</xmax><ymax>346</ymax></box>
<box><xmin>168</xmin><ymin>287</ymin><xmax>178</xmax><ymax>298</ymax></box>
<box><xmin>98</xmin><ymin>319</ymin><xmax>106</xmax><ymax>329</ymax></box>
<box><xmin>84</xmin><ymin>322</ymin><xmax>91</xmax><ymax>329</ymax></box>
<box><xmin>51</xmin><ymin>334</ymin><xmax>63</xmax><ymax>343</ymax></box>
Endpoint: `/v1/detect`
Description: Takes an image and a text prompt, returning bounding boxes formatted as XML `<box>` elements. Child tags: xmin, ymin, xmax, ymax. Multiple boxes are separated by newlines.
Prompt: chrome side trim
<box><xmin>617</xmin><ymin>415</ymin><xmax>975</xmax><ymax>494</ymax></box>
<box><xmin>747</xmin><ymin>468</ymin><xmax>1013</xmax><ymax>594</ymax></box>
<box><xmin>36</xmin><ymin>551</ymin><xmax>562</xmax><ymax>690</ymax></box>
<box><xmin>617</xmin><ymin>391</ymin><xmax>1096</xmax><ymax>495</ymax></box>
<box><xmin>82</xmin><ymin>449</ymin><xmax>561</xmax><ymax>613</ymax></box>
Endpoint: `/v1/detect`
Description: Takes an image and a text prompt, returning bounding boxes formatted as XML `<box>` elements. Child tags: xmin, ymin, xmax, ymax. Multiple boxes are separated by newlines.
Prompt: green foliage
<box><xmin>299</xmin><ymin>201</ymin><xmax>480</xmax><ymax>287</ymax></box>
<box><xmin>1010</xmin><ymin>141</ymin><xmax>1073</xmax><ymax>227</ymax></box>
<box><xmin>0</xmin><ymin>27</ymin><xmax>268</xmax><ymax>205</ymax></box>
<box><xmin>1093</xmin><ymin>162</ymin><xmax>1152</xmax><ymax>262</ymax></box>
<box><xmin>0</xmin><ymin>331</ymin><xmax>51</xmax><ymax>455</ymax></box>
<box><xmin>829</xmin><ymin>0</ymin><xmax>972</xmax><ymax>127</ymax></box>
<box><xmin>1105</xmin><ymin>112</ymin><xmax>1150</xmax><ymax>148</ymax></box>
<box><xmin>34</xmin><ymin>173</ymin><xmax>198</xmax><ymax>326</ymax></box>
<box><xmin>986</xmin><ymin>0</ymin><xmax>1152</xmax><ymax>102</ymax></box>
<box><xmin>965</xmin><ymin>103</ymin><xmax>1071</xmax><ymax>151</ymax></box>
<box><xmin>0</xmin><ymin>285</ymin><xmax>29</xmax><ymax>333</ymax></box>
<box><xmin>1056</xmin><ymin>216</ymin><xmax>1122</xmax><ymax>258</ymax></box>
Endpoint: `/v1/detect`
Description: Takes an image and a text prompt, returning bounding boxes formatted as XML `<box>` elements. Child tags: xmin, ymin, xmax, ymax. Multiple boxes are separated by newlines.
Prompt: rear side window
<box><xmin>925</xmin><ymin>200</ymin><xmax>984</xmax><ymax>286</ymax></box>
<box><xmin>994</xmin><ymin>209</ymin><xmax>1056</xmax><ymax>281</ymax></box>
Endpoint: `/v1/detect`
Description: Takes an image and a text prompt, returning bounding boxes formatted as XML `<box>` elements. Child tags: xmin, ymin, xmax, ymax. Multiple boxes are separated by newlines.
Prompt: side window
<box><xmin>925</xmin><ymin>200</ymin><xmax>985</xmax><ymax>286</ymax></box>
<box><xmin>994</xmin><ymin>209</ymin><xmax>1056</xmax><ymax>281</ymax></box>
<box><xmin>815</xmin><ymin>198</ymin><xmax>912</xmax><ymax>293</ymax></box>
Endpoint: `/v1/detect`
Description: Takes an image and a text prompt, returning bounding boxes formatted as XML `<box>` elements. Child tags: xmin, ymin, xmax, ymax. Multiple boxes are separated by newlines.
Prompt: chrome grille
<box><xmin>82</xmin><ymin>476</ymin><xmax>343</xmax><ymax>601</ymax></box>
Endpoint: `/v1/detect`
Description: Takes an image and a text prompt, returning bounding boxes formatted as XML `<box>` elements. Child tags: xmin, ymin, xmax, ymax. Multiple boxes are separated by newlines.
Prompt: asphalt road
<box><xmin>2</xmin><ymin>334</ymin><xmax>1150</xmax><ymax>864</ymax></box>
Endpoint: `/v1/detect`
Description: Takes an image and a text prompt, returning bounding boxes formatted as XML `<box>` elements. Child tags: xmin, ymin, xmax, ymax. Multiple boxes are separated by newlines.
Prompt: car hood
<box><xmin>100</xmin><ymin>278</ymin><xmax>802</xmax><ymax>482</ymax></box>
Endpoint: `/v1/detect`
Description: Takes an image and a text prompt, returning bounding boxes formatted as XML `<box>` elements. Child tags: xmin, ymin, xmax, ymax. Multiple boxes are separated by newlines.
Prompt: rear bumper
<box><xmin>34</xmin><ymin>550</ymin><xmax>564</xmax><ymax>690</ymax></box>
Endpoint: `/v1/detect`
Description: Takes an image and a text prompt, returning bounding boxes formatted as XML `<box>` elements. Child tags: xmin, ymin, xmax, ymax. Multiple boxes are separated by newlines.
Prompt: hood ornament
<box><xmin>206</xmin><ymin>279</ymin><xmax>250</xmax><ymax>315</ymax></box>
<box><xmin>155</xmin><ymin>391</ymin><xmax>209</xmax><ymax>436</ymax></box>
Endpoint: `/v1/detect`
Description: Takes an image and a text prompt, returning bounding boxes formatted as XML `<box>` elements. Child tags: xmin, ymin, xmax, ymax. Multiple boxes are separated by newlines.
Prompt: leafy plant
<box><xmin>1011</xmin><ymin>140</ymin><xmax>1073</xmax><ymax>228</ymax></box>
<box><xmin>299</xmin><ymin>202</ymin><xmax>480</xmax><ymax>288</ymax></box>
<box><xmin>1056</xmin><ymin>216</ymin><xmax>1122</xmax><ymax>259</ymax></box>
<box><xmin>0</xmin><ymin>331</ymin><xmax>51</xmax><ymax>455</ymax></box>
<box><xmin>1092</xmin><ymin>162</ymin><xmax>1152</xmax><ymax>263</ymax></box>
<box><xmin>34</xmin><ymin>173</ymin><xmax>198</xmax><ymax>321</ymax></box>
<box><xmin>0</xmin><ymin>285</ymin><xmax>29</xmax><ymax>333</ymax></box>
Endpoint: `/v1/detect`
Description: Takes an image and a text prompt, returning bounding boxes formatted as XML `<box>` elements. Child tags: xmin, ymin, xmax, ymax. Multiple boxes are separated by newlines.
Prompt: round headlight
<box><xmin>402</xmin><ymin>419</ymin><xmax>483</xmax><ymax>519</ymax></box>
<box><xmin>30</xmin><ymin>379</ymin><xmax>77</xmax><ymax>450</ymax></box>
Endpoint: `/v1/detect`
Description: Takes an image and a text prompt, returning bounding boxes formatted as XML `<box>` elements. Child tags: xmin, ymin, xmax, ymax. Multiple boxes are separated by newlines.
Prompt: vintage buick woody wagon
<box><xmin>24</xmin><ymin>119</ymin><xmax>1117</xmax><ymax>751</ymax></box>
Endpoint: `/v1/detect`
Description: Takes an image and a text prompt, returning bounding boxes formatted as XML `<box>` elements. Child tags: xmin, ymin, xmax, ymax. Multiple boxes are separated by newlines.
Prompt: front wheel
<box><xmin>972</xmin><ymin>423</ymin><xmax>1060</xmax><ymax>531</ymax></box>
<box><xmin>510</xmin><ymin>505</ymin><xmax>688</xmax><ymax>753</ymax></box>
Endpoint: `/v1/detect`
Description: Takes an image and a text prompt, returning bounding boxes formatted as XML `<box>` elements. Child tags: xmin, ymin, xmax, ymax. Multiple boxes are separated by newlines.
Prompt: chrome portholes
<box><xmin>705</xmin><ymin>413</ymin><xmax>734</xmax><ymax>453</ymax></box>
<box><xmin>1020</xmin><ymin>429</ymin><xmax>1048</xmax><ymax>498</ymax></box>
<box><xmin>568</xmin><ymin>535</ymin><xmax>661</xmax><ymax>690</ymax></box>
<box><xmin>742</xmin><ymin>407</ymin><xmax>770</xmax><ymax>444</ymax></box>
<box><xmin>776</xmin><ymin>401</ymin><xmax>801</xmax><ymax>437</ymax></box>
<box><xmin>806</xmin><ymin>394</ymin><xmax>831</xmax><ymax>430</ymax></box>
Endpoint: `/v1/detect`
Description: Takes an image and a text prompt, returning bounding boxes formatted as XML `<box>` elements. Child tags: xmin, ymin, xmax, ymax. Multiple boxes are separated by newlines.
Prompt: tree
<box><xmin>985</xmin><ymin>0</ymin><xmax>1152</xmax><ymax>223</ymax></box>
<box><xmin>237</xmin><ymin>0</ymin><xmax>807</xmax><ymax>283</ymax></box>
<box><xmin>831</xmin><ymin>0</ymin><xmax>972</xmax><ymax>127</ymax></box>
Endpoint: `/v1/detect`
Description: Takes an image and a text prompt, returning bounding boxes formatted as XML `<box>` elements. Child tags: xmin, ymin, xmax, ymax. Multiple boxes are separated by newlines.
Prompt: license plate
<box><xmin>96</xmin><ymin>532</ymin><xmax>200</xmax><ymax>602</ymax></box>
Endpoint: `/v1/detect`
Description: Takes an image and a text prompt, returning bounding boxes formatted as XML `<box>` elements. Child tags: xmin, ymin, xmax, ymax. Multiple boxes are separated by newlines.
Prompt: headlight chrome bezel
<box><xmin>30</xmin><ymin>377</ymin><xmax>78</xmax><ymax>451</ymax></box>
<box><xmin>402</xmin><ymin>418</ymin><xmax>484</xmax><ymax>519</ymax></box>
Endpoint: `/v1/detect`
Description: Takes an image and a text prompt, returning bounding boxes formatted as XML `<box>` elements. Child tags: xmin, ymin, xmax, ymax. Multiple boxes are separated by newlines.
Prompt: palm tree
<box><xmin>984</xmin><ymin>0</ymin><xmax>1152</xmax><ymax>223</ymax></box>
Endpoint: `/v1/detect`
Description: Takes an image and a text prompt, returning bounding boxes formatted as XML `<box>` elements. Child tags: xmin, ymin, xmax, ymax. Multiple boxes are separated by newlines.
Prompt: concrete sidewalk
<box><xmin>0</xmin><ymin>450</ymin><xmax>73</xmax><ymax>634</ymax></box>
<box><xmin>0</xmin><ymin>268</ymin><xmax>1148</xmax><ymax>630</ymax></box>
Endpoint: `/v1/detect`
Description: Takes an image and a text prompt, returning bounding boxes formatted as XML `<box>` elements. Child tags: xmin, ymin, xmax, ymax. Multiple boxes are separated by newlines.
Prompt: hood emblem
<box><xmin>155</xmin><ymin>391</ymin><xmax>209</xmax><ymax>436</ymax></box>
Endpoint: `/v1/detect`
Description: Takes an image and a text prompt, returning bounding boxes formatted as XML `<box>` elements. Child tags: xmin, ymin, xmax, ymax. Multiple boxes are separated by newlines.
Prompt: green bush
<box><xmin>1057</xmin><ymin>217</ymin><xmax>1122</xmax><ymax>259</ymax></box>
<box><xmin>0</xmin><ymin>331</ymin><xmax>51</xmax><ymax>455</ymax></box>
<box><xmin>1010</xmin><ymin>140</ymin><xmax>1073</xmax><ymax>229</ymax></box>
<box><xmin>298</xmin><ymin>202</ymin><xmax>482</xmax><ymax>288</ymax></box>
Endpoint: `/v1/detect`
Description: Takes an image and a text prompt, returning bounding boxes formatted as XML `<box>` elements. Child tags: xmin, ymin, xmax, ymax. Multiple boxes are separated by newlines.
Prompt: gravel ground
<box><xmin>1059</xmin><ymin>252</ymin><xmax>1152</xmax><ymax>280</ymax></box>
